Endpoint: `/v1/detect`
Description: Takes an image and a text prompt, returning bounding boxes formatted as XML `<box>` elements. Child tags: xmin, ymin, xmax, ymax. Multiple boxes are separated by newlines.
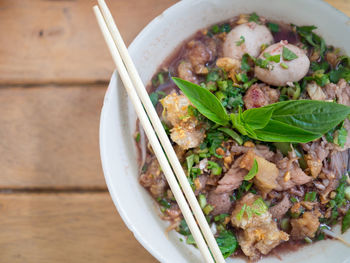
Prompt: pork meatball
<box><xmin>223</xmin><ymin>22</ymin><xmax>274</xmax><ymax>60</ymax></box>
<box><xmin>254</xmin><ymin>41</ymin><xmax>310</xmax><ymax>86</ymax></box>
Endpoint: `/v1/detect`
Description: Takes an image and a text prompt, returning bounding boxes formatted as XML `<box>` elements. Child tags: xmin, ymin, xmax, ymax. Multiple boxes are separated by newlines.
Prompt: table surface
<box><xmin>0</xmin><ymin>0</ymin><xmax>349</xmax><ymax>262</ymax></box>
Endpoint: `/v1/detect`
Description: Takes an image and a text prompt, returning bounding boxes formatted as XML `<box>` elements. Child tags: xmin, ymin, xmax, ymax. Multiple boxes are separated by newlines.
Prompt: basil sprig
<box><xmin>234</xmin><ymin>100</ymin><xmax>350</xmax><ymax>143</ymax></box>
<box><xmin>172</xmin><ymin>77</ymin><xmax>350</xmax><ymax>143</ymax></box>
<box><xmin>172</xmin><ymin>77</ymin><xmax>229</xmax><ymax>126</ymax></box>
<box><xmin>263</xmin><ymin>100</ymin><xmax>350</xmax><ymax>134</ymax></box>
<box><xmin>244</xmin><ymin>159</ymin><xmax>259</xmax><ymax>181</ymax></box>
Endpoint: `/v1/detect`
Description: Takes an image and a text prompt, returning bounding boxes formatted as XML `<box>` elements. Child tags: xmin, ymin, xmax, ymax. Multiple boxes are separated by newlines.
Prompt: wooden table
<box><xmin>0</xmin><ymin>1</ymin><xmax>348</xmax><ymax>262</ymax></box>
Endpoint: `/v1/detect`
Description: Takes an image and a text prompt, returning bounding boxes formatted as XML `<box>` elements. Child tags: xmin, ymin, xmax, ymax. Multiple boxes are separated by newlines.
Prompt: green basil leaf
<box><xmin>266</xmin><ymin>100</ymin><xmax>350</xmax><ymax>134</ymax></box>
<box><xmin>282</xmin><ymin>46</ymin><xmax>298</xmax><ymax>61</ymax></box>
<box><xmin>253</xmin><ymin>119</ymin><xmax>321</xmax><ymax>143</ymax></box>
<box><xmin>244</xmin><ymin>159</ymin><xmax>259</xmax><ymax>180</ymax></box>
<box><xmin>242</xmin><ymin>107</ymin><xmax>274</xmax><ymax>130</ymax></box>
<box><xmin>342</xmin><ymin>209</ymin><xmax>350</xmax><ymax>234</ymax></box>
<box><xmin>230</xmin><ymin>111</ymin><xmax>248</xmax><ymax>136</ymax></box>
<box><xmin>216</xmin><ymin>230</ymin><xmax>238</xmax><ymax>259</ymax></box>
<box><xmin>172</xmin><ymin>77</ymin><xmax>229</xmax><ymax>125</ymax></box>
<box><xmin>218</xmin><ymin>127</ymin><xmax>243</xmax><ymax>145</ymax></box>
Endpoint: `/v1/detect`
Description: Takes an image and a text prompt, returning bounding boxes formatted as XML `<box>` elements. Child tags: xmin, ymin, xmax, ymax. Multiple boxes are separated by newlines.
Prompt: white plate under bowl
<box><xmin>100</xmin><ymin>0</ymin><xmax>350</xmax><ymax>262</ymax></box>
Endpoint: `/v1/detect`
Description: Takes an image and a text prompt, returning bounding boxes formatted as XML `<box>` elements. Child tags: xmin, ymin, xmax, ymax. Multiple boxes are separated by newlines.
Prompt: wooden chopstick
<box><xmin>96</xmin><ymin>1</ymin><xmax>226</xmax><ymax>262</ymax></box>
<box><xmin>93</xmin><ymin>6</ymin><xmax>215</xmax><ymax>263</ymax></box>
<box><xmin>97</xmin><ymin>1</ymin><xmax>226</xmax><ymax>262</ymax></box>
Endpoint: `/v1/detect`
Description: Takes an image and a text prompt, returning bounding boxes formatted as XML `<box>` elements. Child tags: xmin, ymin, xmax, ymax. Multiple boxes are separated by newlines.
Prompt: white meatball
<box><xmin>254</xmin><ymin>41</ymin><xmax>310</xmax><ymax>86</ymax></box>
<box><xmin>223</xmin><ymin>22</ymin><xmax>274</xmax><ymax>60</ymax></box>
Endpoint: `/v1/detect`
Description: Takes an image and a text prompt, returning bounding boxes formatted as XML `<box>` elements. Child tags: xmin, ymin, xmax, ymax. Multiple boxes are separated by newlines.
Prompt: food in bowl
<box><xmin>136</xmin><ymin>13</ymin><xmax>350</xmax><ymax>261</ymax></box>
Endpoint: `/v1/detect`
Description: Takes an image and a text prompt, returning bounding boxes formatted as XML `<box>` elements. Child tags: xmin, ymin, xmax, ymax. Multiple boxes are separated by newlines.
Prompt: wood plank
<box><xmin>0</xmin><ymin>0</ymin><xmax>177</xmax><ymax>85</ymax></box>
<box><xmin>0</xmin><ymin>86</ymin><xmax>106</xmax><ymax>189</ymax></box>
<box><xmin>0</xmin><ymin>0</ymin><xmax>348</xmax><ymax>85</ymax></box>
<box><xmin>325</xmin><ymin>0</ymin><xmax>350</xmax><ymax>16</ymax></box>
<box><xmin>0</xmin><ymin>193</ymin><xmax>157</xmax><ymax>263</ymax></box>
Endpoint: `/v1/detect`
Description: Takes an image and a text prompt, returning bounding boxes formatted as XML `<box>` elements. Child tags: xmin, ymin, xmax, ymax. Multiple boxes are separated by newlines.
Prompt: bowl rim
<box><xmin>99</xmin><ymin>0</ymin><xmax>350</xmax><ymax>262</ymax></box>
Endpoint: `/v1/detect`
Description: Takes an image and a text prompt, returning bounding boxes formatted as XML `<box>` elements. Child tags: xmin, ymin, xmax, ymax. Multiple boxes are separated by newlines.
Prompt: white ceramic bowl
<box><xmin>100</xmin><ymin>0</ymin><xmax>350</xmax><ymax>262</ymax></box>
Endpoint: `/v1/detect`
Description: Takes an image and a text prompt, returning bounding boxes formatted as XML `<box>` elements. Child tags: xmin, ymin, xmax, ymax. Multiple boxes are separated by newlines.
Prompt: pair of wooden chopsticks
<box><xmin>93</xmin><ymin>1</ymin><xmax>226</xmax><ymax>262</ymax></box>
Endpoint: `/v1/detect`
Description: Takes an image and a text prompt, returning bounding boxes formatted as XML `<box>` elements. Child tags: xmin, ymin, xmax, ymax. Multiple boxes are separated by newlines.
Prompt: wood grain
<box><xmin>0</xmin><ymin>86</ymin><xmax>106</xmax><ymax>189</ymax></box>
<box><xmin>0</xmin><ymin>0</ymin><xmax>178</xmax><ymax>85</ymax></box>
<box><xmin>0</xmin><ymin>0</ymin><xmax>348</xmax><ymax>85</ymax></box>
<box><xmin>0</xmin><ymin>193</ymin><xmax>157</xmax><ymax>263</ymax></box>
<box><xmin>325</xmin><ymin>0</ymin><xmax>350</xmax><ymax>16</ymax></box>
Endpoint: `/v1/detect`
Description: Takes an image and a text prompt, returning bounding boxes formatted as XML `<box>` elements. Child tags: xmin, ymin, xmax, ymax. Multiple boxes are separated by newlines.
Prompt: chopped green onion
<box><xmin>291</xmin><ymin>212</ymin><xmax>301</xmax><ymax>219</ymax></box>
<box><xmin>255</xmin><ymin>58</ymin><xmax>270</xmax><ymax>69</ymax></box>
<box><xmin>157</xmin><ymin>198</ymin><xmax>171</xmax><ymax>208</ymax></box>
<box><xmin>260</xmin><ymin>43</ymin><xmax>268</xmax><ymax>51</ymax></box>
<box><xmin>178</xmin><ymin>219</ymin><xmax>191</xmax><ymax>236</ymax></box>
<box><xmin>206</xmin><ymin>70</ymin><xmax>220</xmax><ymax>82</ymax></box>
<box><xmin>304</xmin><ymin>191</ymin><xmax>317</xmax><ymax>202</ymax></box>
<box><xmin>244</xmin><ymin>159</ymin><xmax>259</xmax><ymax>180</ymax></box>
<box><xmin>242</xmin><ymin>78</ymin><xmax>258</xmax><ymax>89</ymax></box>
<box><xmin>251</xmin><ymin>197</ymin><xmax>268</xmax><ymax>215</ymax></box>
<box><xmin>191</xmin><ymin>168</ymin><xmax>201</xmax><ymax>178</ymax></box>
<box><xmin>158</xmin><ymin>73</ymin><xmax>164</xmax><ymax>85</ymax></box>
<box><xmin>236</xmin><ymin>204</ymin><xmax>247</xmax><ymax>221</ymax></box>
<box><xmin>215</xmin><ymin>91</ymin><xmax>226</xmax><ymax>102</ymax></box>
<box><xmin>206</xmin><ymin>81</ymin><xmax>217</xmax><ymax>92</ymax></box>
<box><xmin>290</xmin><ymin>197</ymin><xmax>298</xmax><ymax>203</ymax></box>
<box><xmin>199</xmin><ymin>153</ymin><xmax>210</xmax><ymax>158</ymax></box>
<box><xmin>304</xmin><ymin>237</ymin><xmax>313</xmax><ymax>244</ymax></box>
<box><xmin>280</xmin><ymin>62</ymin><xmax>289</xmax><ymax>69</ymax></box>
<box><xmin>207</xmin><ymin>161</ymin><xmax>223</xmax><ymax>175</ymax></box>
<box><xmin>291</xmin><ymin>207</ymin><xmax>304</xmax><ymax>218</ymax></box>
<box><xmin>235</xmin><ymin>73</ymin><xmax>249</xmax><ymax>83</ymax></box>
<box><xmin>135</xmin><ymin>132</ymin><xmax>140</xmax><ymax>142</ymax></box>
<box><xmin>280</xmin><ymin>218</ymin><xmax>291</xmax><ymax>231</ymax></box>
<box><xmin>186</xmin><ymin>154</ymin><xmax>195</xmax><ymax>175</ymax></box>
<box><xmin>342</xmin><ymin>209</ymin><xmax>350</xmax><ymax>233</ymax></box>
<box><xmin>345</xmin><ymin>186</ymin><xmax>350</xmax><ymax>201</ymax></box>
<box><xmin>193</xmin><ymin>154</ymin><xmax>200</xmax><ymax>164</ymax></box>
<box><xmin>186</xmin><ymin>234</ymin><xmax>196</xmax><ymax>245</ymax></box>
<box><xmin>203</xmin><ymin>204</ymin><xmax>214</xmax><ymax>215</ymax></box>
<box><xmin>214</xmin><ymin>214</ymin><xmax>229</xmax><ymax>222</ymax></box>
<box><xmin>287</xmin><ymin>84</ymin><xmax>301</xmax><ymax>100</ymax></box>
<box><xmin>217</xmin><ymin>80</ymin><xmax>228</xmax><ymax>90</ymax></box>
<box><xmin>198</xmin><ymin>194</ymin><xmax>207</xmax><ymax>209</ymax></box>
